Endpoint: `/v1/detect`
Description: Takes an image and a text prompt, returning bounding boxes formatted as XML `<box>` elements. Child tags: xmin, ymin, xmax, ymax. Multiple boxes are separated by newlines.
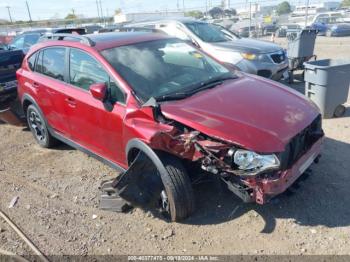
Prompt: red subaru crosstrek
<box><xmin>17</xmin><ymin>32</ymin><xmax>324</xmax><ymax>221</ymax></box>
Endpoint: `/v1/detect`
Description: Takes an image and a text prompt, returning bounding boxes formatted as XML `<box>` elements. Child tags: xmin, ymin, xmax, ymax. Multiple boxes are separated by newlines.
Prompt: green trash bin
<box><xmin>304</xmin><ymin>59</ymin><xmax>350</xmax><ymax>118</ymax></box>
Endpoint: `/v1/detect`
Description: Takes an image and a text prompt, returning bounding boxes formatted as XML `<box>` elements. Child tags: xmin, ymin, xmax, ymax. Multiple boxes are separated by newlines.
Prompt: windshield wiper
<box><xmin>155</xmin><ymin>92</ymin><xmax>192</xmax><ymax>102</ymax></box>
<box><xmin>189</xmin><ymin>74</ymin><xmax>237</xmax><ymax>93</ymax></box>
<box><xmin>155</xmin><ymin>74</ymin><xmax>237</xmax><ymax>102</ymax></box>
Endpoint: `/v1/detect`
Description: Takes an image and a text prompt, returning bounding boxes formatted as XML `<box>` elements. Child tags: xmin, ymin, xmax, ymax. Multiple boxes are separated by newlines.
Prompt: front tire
<box><xmin>158</xmin><ymin>153</ymin><xmax>195</xmax><ymax>222</ymax></box>
<box><xmin>27</xmin><ymin>104</ymin><xmax>58</xmax><ymax>148</ymax></box>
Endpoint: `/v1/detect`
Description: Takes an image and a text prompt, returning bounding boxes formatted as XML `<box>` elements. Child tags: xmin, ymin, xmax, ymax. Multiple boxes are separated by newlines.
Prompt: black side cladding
<box><xmin>280</xmin><ymin>114</ymin><xmax>324</xmax><ymax>170</ymax></box>
<box><xmin>112</xmin><ymin>151</ymin><xmax>163</xmax><ymax>207</ymax></box>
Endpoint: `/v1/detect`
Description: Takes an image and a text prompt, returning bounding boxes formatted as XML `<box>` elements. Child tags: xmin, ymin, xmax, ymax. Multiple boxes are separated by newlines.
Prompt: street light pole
<box><xmin>6</xmin><ymin>6</ymin><xmax>13</xmax><ymax>23</ymax></box>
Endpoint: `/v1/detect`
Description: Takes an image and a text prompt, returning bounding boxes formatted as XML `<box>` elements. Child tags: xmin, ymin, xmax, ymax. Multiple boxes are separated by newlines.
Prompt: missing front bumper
<box><xmin>224</xmin><ymin>137</ymin><xmax>323</xmax><ymax>204</ymax></box>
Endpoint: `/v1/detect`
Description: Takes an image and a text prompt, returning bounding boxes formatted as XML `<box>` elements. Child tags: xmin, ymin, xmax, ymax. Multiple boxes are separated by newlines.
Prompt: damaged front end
<box><xmin>165</xmin><ymin>114</ymin><xmax>324</xmax><ymax>205</ymax></box>
<box><xmin>100</xmin><ymin>103</ymin><xmax>324</xmax><ymax>214</ymax></box>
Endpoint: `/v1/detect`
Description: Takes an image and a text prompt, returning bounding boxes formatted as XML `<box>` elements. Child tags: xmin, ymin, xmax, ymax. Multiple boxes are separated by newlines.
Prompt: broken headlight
<box><xmin>231</xmin><ymin>149</ymin><xmax>280</xmax><ymax>176</ymax></box>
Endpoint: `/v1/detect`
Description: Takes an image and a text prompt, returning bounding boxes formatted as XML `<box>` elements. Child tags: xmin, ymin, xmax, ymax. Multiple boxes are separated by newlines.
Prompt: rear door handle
<box><xmin>33</xmin><ymin>82</ymin><xmax>40</xmax><ymax>89</ymax></box>
<box><xmin>65</xmin><ymin>97</ymin><xmax>77</xmax><ymax>108</ymax></box>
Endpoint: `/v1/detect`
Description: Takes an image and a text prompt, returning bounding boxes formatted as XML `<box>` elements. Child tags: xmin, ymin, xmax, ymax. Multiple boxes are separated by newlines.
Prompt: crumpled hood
<box><xmin>160</xmin><ymin>75</ymin><xmax>319</xmax><ymax>153</ymax></box>
<box><xmin>212</xmin><ymin>38</ymin><xmax>282</xmax><ymax>54</ymax></box>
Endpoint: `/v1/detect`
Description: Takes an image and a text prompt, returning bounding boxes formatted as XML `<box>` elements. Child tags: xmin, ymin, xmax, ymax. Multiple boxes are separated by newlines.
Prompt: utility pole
<box><xmin>183</xmin><ymin>0</ymin><xmax>185</xmax><ymax>12</ymax></box>
<box><xmin>6</xmin><ymin>6</ymin><xmax>13</xmax><ymax>23</ymax></box>
<box><xmin>96</xmin><ymin>0</ymin><xmax>101</xmax><ymax>21</ymax></box>
<box><xmin>305</xmin><ymin>0</ymin><xmax>309</xmax><ymax>27</ymax></box>
<box><xmin>99</xmin><ymin>0</ymin><xmax>105</xmax><ymax>25</ymax></box>
<box><xmin>177</xmin><ymin>0</ymin><xmax>179</xmax><ymax>11</ymax></box>
<box><xmin>25</xmin><ymin>1</ymin><xmax>32</xmax><ymax>22</ymax></box>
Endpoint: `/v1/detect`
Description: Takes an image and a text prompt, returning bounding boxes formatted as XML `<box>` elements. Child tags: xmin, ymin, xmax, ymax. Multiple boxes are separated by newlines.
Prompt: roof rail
<box><xmin>39</xmin><ymin>33</ymin><xmax>95</xmax><ymax>47</ymax></box>
<box><xmin>116</xmin><ymin>27</ymin><xmax>163</xmax><ymax>34</ymax></box>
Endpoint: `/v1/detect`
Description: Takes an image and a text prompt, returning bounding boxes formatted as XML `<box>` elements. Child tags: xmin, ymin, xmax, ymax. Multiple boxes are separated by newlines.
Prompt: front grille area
<box><xmin>257</xmin><ymin>70</ymin><xmax>272</xmax><ymax>78</ymax></box>
<box><xmin>270</xmin><ymin>52</ymin><xmax>286</xmax><ymax>64</ymax></box>
<box><xmin>280</xmin><ymin>115</ymin><xmax>324</xmax><ymax>170</ymax></box>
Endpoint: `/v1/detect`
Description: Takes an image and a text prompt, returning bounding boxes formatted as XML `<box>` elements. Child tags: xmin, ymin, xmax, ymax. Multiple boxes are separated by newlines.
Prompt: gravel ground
<box><xmin>0</xmin><ymin>36</ymin><xmax>350</xmax><ymax>257</ymax></box>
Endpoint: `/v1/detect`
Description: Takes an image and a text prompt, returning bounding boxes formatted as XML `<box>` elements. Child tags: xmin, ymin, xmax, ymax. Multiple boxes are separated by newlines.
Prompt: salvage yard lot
<box><xmin>1</xmin><ymin>36</ymin><xmax>350</xmax><ymax>256</ymax></box>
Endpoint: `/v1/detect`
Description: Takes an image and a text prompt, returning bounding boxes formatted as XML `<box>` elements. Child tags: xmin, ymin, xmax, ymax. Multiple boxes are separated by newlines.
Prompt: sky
<box><xmin>0</xmin><ymin>0</ymin><xmax>339</xmax><ymax>21</ymax></box>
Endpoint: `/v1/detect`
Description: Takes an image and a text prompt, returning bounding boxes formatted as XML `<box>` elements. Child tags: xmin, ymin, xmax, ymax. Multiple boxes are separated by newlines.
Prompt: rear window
<box><xmin>36</xmin><ymin>48</ymin><xmax>66</xmax><ymax>81</ymax></box>
<box><xmin>27</xmin><ymin>52</ymin><xmax>37</xmax><ymax>71</ymax></box>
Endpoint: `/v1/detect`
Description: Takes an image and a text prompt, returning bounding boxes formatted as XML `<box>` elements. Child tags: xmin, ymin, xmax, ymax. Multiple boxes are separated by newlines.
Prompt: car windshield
<box><xmin>101</xmin><ymin>39</ymin><xmax>235</xmax><ymax>103</ymax></box>
<box><xmin>184</xmin><ymin>22</ymin><xmax>232</xmax><ymax>43</ymax></box>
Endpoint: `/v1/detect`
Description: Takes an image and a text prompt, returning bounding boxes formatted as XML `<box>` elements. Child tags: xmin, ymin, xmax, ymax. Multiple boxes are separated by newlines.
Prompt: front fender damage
<box><xmin>99</xmin><ymin>112</ymin><xmax>238</xmax><ymax>213</ymax></box>
<box><xmin>99</xmin><ymin>105</ymin><xmax>322</xmax><ymax>213</ymax></box>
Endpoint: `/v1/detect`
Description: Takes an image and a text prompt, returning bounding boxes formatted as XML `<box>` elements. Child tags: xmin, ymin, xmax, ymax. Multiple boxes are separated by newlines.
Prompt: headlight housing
<box><xmin>232</xmin><ymin>149</ymin><xmax>280</xmax><ymax>176</ymax></box>
<box><xmin>241</xmin><ymin>52</ymin><xmax>257</xmax><ymax>60</ymax></box>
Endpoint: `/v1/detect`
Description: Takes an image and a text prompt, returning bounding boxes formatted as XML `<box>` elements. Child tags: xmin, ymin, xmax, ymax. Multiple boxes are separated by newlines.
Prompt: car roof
<box><xmin>36</xmin><ymin>32</ymin><xmax>172</xmax><ymax>51</ymax></box>
<box><xmin>89</xmin><ymin>32</ymin><xmax>172</xmax><ymax>50</ymax></box>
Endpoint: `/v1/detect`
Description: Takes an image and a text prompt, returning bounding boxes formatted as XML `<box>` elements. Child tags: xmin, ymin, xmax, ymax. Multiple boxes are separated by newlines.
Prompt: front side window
<box><xmin>69</xmin><ymin>48</ymin><xmax>125</xmax><ymax>103</ymax></box>
<box><xmin>184</xmin><ymin>22</ymin><xmax>233</xmax><ymax>43</ymax></box>
<box><xmin>101</xmin><ymin>39</ymin><xmax>234</xmax><ymax>103</ymax></box>
<box><xmin>41</xmin><ymin>48</ymin><xmax>66</xmax><ymax>81</ymax></box>
<box><xmin>159</xmin><ymin>24</ymin><xmax>190</xmax><ymax>41</ymax></box>
<box><xmin>70</xmin><ymin>48</ymin><xmax>109</xmax><ymax>90</ymax></box>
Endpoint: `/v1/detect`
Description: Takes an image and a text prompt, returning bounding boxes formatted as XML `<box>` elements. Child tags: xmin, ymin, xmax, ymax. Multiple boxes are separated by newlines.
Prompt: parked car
<box><xmin>17</xmin><ymin>32</ymin><xmax>324</xmax><ymax>221</ymax></box>
<box><xmin>260</xmin><ymin>23</ymin><xmax>278</xmax><ymax>36</ymax></box>
<box><xmin>275</xmin><ymin>24</ymin><xmax>301</xmax><ymax>37</ymax></box>
<box><xmin>232</xmin><ymin>25</ymin><xmax>257</xmax><ymax>38</ymax></box>
<box><xmin>326</xmin><ymin>23</ymin><xmax>350</xmax><ymax>36</ymax></box>
<box><xmin>8</xmin><ymin>28</ymin><xmax>86</xmax><ymax>54</ymax></box>
<box><xmin>125</xmin><ymin>19</ymin><xmax>289</xmax><ymax>80</ymax></box>
<box><xmin>0</xmin><ymin>49</ymin><xmax>24</xmax><ymax>125</ymax></box>
<box><xmin>311</xmin><ymin>22</ymin><xmax>329</xmax><ymax>35</ymax></box>
<box><xmin>0</xmin><ymin>49</ymin><xmax>23</xmax><ymax>106</ymax></box>
<box><xmin>83</xmin><ymin>25</ymin><xmax>103</xmax><ymax>34</ymax></box>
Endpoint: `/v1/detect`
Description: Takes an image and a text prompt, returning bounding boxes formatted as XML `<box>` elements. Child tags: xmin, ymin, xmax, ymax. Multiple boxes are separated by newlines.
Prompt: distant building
<box><xmin>236</xmin><ymin>3</ymin><xmax>260</xmax><ymax>17</ymax></box>
<box><xmin>292</xmin><ymin>2</ymin><xmax>340</xmax><ymax>16</ymax></box>
<box><xmin>114</xmin><ymin>11</ymin><xmax>185</xmax><ymax>24</ymax></box>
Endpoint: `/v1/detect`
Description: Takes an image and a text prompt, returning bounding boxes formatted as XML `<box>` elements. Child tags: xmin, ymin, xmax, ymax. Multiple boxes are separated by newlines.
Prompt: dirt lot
<box><xmin>1</xmin><ymin>36</ymin><xmax>350</xmax><ymax>257</ymax></box>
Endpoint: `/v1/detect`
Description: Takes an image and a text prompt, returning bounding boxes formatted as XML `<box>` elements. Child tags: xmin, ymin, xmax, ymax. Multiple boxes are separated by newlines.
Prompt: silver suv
<box><xmin>127</xmin><ymin>19</ymin><xmax>289</xmax><ymax>80</ymax></box>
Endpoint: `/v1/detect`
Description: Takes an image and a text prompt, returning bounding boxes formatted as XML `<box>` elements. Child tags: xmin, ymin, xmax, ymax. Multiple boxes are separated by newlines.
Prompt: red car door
<box><xmin>64</xmin><ymin>48</ymin><xmax>126</xmax><ymax>164</ymax></box>
<box><xmin>26</xmin><ymin>47</ymin><xmax>72</xmax><ymax>137</ymax></box>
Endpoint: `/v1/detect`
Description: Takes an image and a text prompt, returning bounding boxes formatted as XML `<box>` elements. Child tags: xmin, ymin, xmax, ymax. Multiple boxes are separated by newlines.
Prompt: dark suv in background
<box><xmin>8</xmin><ymin>28</ymin><xmax>86</xmax><ymax>54</ymax></box>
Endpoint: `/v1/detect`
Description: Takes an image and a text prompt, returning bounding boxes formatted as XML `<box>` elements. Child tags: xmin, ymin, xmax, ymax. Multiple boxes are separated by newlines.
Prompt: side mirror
<box><xmin>90</xmin><ymin>83</ymin><xmax>107</xmax><ymax>101</ymax></box>
<box><xmin>185</xmin><ymin>39</ymin><xmax>200</xmax><ymax>48</ymax></box>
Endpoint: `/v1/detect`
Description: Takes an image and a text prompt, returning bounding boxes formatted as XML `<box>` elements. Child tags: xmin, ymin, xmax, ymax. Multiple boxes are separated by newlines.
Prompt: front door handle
<box><xmin>65</xmin><ymin>97</ymin><xmax>76</xmax><ymax>108</ymax></box>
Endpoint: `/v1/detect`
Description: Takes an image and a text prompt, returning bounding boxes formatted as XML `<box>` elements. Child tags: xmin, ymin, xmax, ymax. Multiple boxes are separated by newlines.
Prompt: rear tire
<box><xmin>27</xmin><ymin>104</ymin><xmax>58</xmax><ymax>148</ymax></box>
<box><xmin>334</xmin><ymin>105</ymin><xmax>346</xmax><ymax>118</ymax></box>
<box><xmin>158</xmin><ymin>153</ymin><xmax>195</xmax><ymax>222</ymax></box>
